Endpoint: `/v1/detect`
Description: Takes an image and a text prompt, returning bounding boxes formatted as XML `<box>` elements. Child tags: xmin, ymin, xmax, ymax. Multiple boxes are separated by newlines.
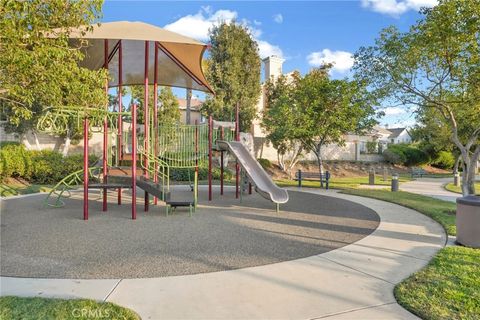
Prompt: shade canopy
<box><xmin>67</xmin><ymin>21</ymin><xmax>213</xmax><ymax>93</ymax></box>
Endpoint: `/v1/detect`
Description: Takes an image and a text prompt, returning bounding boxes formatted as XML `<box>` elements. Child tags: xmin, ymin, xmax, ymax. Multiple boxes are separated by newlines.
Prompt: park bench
<box><xmin>411</xmin><ymin>167</ymin><xmax>426</xmax><ymax>178</ymax></box>
<box><xmin>294</xmin><ymin>170</ymin><xmax>330</xmax><ymax>189</ymax></box>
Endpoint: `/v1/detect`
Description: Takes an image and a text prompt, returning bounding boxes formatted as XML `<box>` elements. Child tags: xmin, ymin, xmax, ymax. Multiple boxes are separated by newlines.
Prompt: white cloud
<box><xmin>164</xmin><ymin>8</ymin><xmax>237</xmax><ymax>41</ymax></box>
<box><xmin>361</xmin><ymin>0</ymin><xmax>437</xmax><ymax>16</ymax></box>
<box><xmin>164</xmin><ymin>8</ymin><xmax>283</xmax><ymax>59</ymax></box>
<box><xmin>273</xmin><ymin>13</ymin><xmax>283</xmax><ymax>24</ymax></box>
<box><xmin>307</xmin><ymin>49</ymin><xmax>354</xmax><ymax>73</ymax></box>
<box><xmin>257</xmin><ymin>40</ymin><xmax>283</xmax><ymax>59</ymax></box>
<box><xmin>383</xmin><ymin>106</ymin><xmax>406</xmax><ymax>115</ymax></box>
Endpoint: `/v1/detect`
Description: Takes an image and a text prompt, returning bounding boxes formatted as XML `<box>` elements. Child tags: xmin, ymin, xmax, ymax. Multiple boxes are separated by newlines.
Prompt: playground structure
<box><xmin>41</xmin><ymin>21</ymin><xmax>288</xmax><ymax>220</ymax></box>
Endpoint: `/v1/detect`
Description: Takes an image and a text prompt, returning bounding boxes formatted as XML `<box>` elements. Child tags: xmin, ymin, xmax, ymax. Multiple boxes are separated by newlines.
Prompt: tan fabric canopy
<box><xmin>67</xmin><ymin>21</ymin><xmax>213</xmax><ymax>93</ymax></box>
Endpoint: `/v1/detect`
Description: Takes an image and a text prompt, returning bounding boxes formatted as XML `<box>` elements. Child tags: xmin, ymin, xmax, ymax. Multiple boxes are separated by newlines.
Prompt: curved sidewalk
<box><xmin>400</xmin><ymin>177</ymin><xmax>459</xmax><ymax>202</ymax></box>
<box><xmin>0</xmin><ymin>189</ymin><xmax>446</xmax><ymax>319</ymax></box>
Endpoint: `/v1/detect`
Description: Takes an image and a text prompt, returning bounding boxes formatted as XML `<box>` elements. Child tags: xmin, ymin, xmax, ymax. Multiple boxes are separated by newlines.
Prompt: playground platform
<box><xmin>1</xmin><ymin>187</ymin><xmax>379</xmax><ymax>279</ymax></box>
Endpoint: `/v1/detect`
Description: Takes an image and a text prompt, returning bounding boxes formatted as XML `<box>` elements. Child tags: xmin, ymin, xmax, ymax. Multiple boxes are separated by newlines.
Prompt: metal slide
<box><xmin>217</xmin><ymin>141</ymin><xmax>289</xmax><ymax>204</ymax></box>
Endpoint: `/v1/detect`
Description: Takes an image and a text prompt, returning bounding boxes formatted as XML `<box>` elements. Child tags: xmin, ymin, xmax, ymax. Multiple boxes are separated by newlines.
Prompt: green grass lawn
<box><xmin>0</xmin><ymin>180</ymin><xmax>52</xmax><ymax>197</ymax></box>
<box><xmin>444</xmin><ymin>182</ymin><xmax>480</xmax><ymax>195</ymax></box>
<box><xmin>340</xmin><ymin>189</ymin><xmax>456</xmax><ymax>235</ymax></box>
<box><xmin>395</xmin><ymin>246</ymin><xmax>480</xmax><ymax>320</ymax></box>
<box><xmin>0</xmin><ymin>296</ymin><xmax>139</xmax><ymax>320</ymax></box>
<box><xmin>276</xmin><ymin>175</ymin><xmax>412</xmax><ymax>190</ymax></box>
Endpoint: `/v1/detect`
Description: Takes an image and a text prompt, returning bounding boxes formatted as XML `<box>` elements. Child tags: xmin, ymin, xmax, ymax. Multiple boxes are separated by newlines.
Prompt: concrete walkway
<box><xmin>400</xmin><ymin>177</ymin><xmax>459</xmax><ymax>202</ymax></box>
<box><xmin>0</xmin><ymin>189</ymin><xmax>446</xmax><ymax>319</ymax></box>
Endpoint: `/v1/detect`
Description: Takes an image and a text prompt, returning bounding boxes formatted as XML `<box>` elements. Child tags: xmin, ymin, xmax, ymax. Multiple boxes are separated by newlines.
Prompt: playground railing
<box><xmin>44</xmin><ymin>166</ymin><xmax>102</xmax><ymax>208</ymax></box>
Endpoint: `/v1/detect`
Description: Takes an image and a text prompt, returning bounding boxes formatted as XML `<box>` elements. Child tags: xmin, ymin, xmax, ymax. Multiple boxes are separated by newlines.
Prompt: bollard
<box><xmin>369</xmin><ymin>168</ymin><xmax>375</xmax><ymax>185</ymax></box>
<box><xmin>383</xmin><ymin>167</ymin><xmax>388</xmax><ymax>181</ymax></box>
<box><xmin>391</xmin><ymin>173</ymin><xmax>399</xmax><ymax>192</ymax></box>
<box><xmin>298</xmin><ymin>169</ymin><xmax>302</xmax><ymax>188</ymax></box>
<box><xmin>454</xmin><ymin>171</ymin><xmax>460</xmax><ymax>187</ymax></box>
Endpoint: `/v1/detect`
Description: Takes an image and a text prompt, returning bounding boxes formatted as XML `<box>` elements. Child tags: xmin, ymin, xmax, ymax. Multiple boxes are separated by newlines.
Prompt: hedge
<box><xmin>170</xmin><ymin>166</ymin><xmax>233</xmax><ymax>181</ymax></box>
<box><xmin>431</xmin><ymin>151</ymin><xmax>455</xmax><ymax>169</ymax></box>
<box><xmin>384</xmin><ymin>144</ymin><xmax>430</xmax><ymax>166</ymax></box>
<box><xmin>0</xmin><ymin>144</ymin><xmax>98</xmax><ymax>184</ymax></box>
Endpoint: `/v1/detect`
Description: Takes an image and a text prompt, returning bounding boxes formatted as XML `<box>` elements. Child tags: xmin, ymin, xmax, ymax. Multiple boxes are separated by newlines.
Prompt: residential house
<box><xmin>177</xmin><ymin>98</ymin><xmax>205</xmax><ymax>124</ymax></box>
<box><xmin>252</xmin><ymin>56</ymin><xmax>412</xmax><ymax>162</ymax></box>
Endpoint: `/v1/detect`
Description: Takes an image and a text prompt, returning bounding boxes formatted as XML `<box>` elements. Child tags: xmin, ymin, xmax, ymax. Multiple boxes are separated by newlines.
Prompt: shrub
<box><xmin>170</xmin><ymin>166</ymin><xmax>233</xmax><ymax>182</ymax></box>
<box><xmin>0</xmin><ymin>143</ymin><xmax>32</xmax><ymax>180</ymax></box>
<box><xmin>383</xmin><ymin>149</ymin><xmax>406</xmax><ymax>165</ymax></box>
<box><xmin>257</xmin><ymin>158</ymin><xmax>272</xmax><ymax>170</ymax></box>
<box><xmin>431</xmin><ymin>151</ymin><xmax>455</xmax><ymax>169</ymax></box>
<box><xmin>384</xmin><ymin>144</ymin><xmax>430</xmax><ymax>166</ymax></box>
<box><xmin>30</xmin><ymin>150</ymin><xmax>64</xmax><ymax>184</ymax></box>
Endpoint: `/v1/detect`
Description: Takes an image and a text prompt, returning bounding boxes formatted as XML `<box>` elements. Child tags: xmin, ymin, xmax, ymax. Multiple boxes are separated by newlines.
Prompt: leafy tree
<box><xmin>353</xmin><ymin>0</ymin><xmax>480</xmax><ymax>196</ymax></box>
<box><xmin>262</xmin><ymin>66</ymin><xmax>377</xmax><ymax>185</ymax></box>
<box><xmin>202</xmin><ymin>22</ymin><xmax>261</xmax><ymax>131</ymax></box>
<box><xmin>295</xmin><ymin>67</ymin><xmax>377</xmax><ymax>186</ymax></box>
<box><xmin>129</xmin><ymin>86</ymin><xmax>180</xmax><ymax>126</ymax></box>
<box><xmin>263</xmin><ymin>71</ymin><xmax>304</xmax><ymax>176</ymax></box>
<box><xmin>0</xmin><ymin>0</ymin><xmax>107</xmax><ymax>157</ymax></box>
<box><xmin>0</xmin><ymin>0</ymin><xmax>107</xmax><ymax>124</ymax></box>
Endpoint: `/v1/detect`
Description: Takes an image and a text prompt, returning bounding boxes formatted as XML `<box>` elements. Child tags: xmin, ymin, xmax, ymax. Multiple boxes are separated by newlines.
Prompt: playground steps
<box><xmin>136</xmin><ymin>176</ymin><xmax>170</xmax><ymax>201</ymax></box>
<box><xmin>108</xmin><ymin>166</ymin><xmax>144</xmax><ymax>177</ymax></box>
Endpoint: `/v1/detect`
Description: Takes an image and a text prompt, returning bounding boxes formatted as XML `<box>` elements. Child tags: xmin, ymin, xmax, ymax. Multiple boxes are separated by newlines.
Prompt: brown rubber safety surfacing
<box><xmin>0</xmin><ymin>187</ymin><xmax>379</xmax><ymax>279</ymax></box>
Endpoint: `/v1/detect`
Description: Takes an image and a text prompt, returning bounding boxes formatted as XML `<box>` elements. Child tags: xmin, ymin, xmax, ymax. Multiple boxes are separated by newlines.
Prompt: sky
<box><xmin>102</xmin><ymin>0</ymin><xmax>438</xmax><ymax>128</ymax></box>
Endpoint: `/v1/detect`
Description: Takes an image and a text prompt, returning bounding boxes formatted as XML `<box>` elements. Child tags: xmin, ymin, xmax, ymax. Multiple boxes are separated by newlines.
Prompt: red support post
<box><xmin>117</xmin><ymin>40</ymin><xmax>123</xmax><ymax>205</ymax></box>
<box><xmin>103</xmin><ymin>39</ymin><xmax>109</xmax><ymax>212</ymax></box>
<box><xmin>83</xmin><ymin>117</ymin><xmax>89</xmax><ymax>220</ymax></box>
<box><xmin>208</xmin><ymin>115</ymin><xmax>213</xmax><ymax>201</ymax></box>
<box><xmin>195</xmin><ymin>120</ymin><xmax>199</xmax><ymax>201</ymax></box>
<box><xmin>220</xmin><ymin>126</ymin><xmax>224</xmax><ymax>195</ymax></box>
<box><xmin>144</xmin><ymin>40</ymin><xmax>149</xmax><ymax>212</ymax></box>
<box><xmin>132</xmin><ymin>103</ymin><xmax>137</xmax><ymax>220</ymax></box>
<box><xmin>153</xmin><ymin>42</ymin><xmax>159</xmax><ymax>205</ymax></box>
<box><xmin>235</xmin><ymin>103</ymin><xmax>240</xmax><ymax>199</ymax></box>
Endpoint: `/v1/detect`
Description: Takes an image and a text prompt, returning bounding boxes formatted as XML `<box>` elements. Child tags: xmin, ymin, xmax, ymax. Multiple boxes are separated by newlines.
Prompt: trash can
<box><xmin>456</xmin><ymin>195</ymin><xmax>480</xmax><ymax>248</ymax></box>
<box><xmin>391</xmin><ymin>173</ymin><xmax>399</xmax><ymax>192</ymax></box>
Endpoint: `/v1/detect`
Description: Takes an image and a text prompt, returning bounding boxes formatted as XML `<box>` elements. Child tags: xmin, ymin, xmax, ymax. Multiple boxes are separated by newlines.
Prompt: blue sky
<box><xmin>103</xmin><ymin>0</ymin><xmax>437</xmax><ymax>127</ymax></box>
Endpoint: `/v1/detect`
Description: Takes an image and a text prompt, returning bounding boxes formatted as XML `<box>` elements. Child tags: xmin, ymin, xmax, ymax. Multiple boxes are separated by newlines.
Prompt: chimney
<box><xmin>263</xmin><ymin>55</ymin><xmax>284</xmax><ymax>81</ymax></box>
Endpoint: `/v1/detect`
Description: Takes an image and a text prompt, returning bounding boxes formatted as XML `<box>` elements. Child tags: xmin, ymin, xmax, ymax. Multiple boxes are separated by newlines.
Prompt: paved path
<box><xmin>400</xmin><ymin>177</ymin><xmax>459</xmax><ymax>202</ymax></box>
<box><xmin>1</xmin><ymin>189</ymin><xmax>446</xmax><ymax>319</ymax></box>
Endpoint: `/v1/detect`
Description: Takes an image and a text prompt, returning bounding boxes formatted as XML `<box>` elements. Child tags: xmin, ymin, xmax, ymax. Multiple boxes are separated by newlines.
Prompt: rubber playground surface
<box><xmin>0</xmin><ymin>187</ymin><xmax>379</xmax><ymax>279</ymax></box>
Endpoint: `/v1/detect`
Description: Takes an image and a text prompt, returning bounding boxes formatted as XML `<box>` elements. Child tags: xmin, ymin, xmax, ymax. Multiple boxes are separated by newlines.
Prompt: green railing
<box><xmin>139</xmin><ymin>151</ymin><xmax>170</xmax><ymax>201</ymax></box>
<box><xmin>44</xmin><ymin>167</ymin><xmax>102</xmax><ymax>208</ymax></box>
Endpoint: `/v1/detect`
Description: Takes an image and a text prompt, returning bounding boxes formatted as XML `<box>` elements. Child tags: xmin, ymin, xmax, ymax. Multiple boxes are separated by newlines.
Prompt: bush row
<box><xmin>383</xmin><ymin>144</ymin><xmax>430</xmax><ymax>166</ymax></box>
<box><xmin>170</xmin><ymin>166</ymin><xmax>233</xmax><ymax>181</ymax></box>
<box><xmin>0</xmin><ymin>142</ymin><xmax>98</xmax><ymax>184</ymax></box>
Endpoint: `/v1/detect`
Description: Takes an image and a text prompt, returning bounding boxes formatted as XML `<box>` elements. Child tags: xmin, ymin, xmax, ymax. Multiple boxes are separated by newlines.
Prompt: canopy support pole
<box><xmin>153</xmin><ymin>41</ymin><xmax>159</xmax><ymax>205</ymax></box>
<box><xmin>235</xmin><ymin>102</ymin><xmax>240</xmax><ymax>199</ymax></box>
<box><xmin>132</xmin><ymin>103</ymin><xmax>137</xmax><ymax>220</ymax></box>
<box><xmin>220</xmin><ymin>126</ymin><xmax>224</xmax><ymax>196</ymax></box>
<box><xmin>83</xmin><ymin>117</ymin><xmax>89</xmax><ymax>220</ymax></box>
<box><xmin>144</xmin><ymin>40</ymin><xmax>149</xmax><ymax>212</ymax></box>
<box><xmin>103</xmin><ymin>39</ymin><xmax>108</xmax><ymax>212</ymax></box>
<box><xmin>117</xmin><ymin>40</ymin><xmax>123</xmax><ymax>205</ymax></box>
<box><xmin>208</xmin><ymin>115</ymin><xmax>213</xmax><ymax>201</ymax></box>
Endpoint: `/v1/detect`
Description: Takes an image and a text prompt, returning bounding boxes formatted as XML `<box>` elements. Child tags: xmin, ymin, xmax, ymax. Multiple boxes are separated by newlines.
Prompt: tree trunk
<box><xmin>453</xmin><ymin>154</ymin><xmax>461</xmax><ymax>173</ymax></box>
<box><xmin>62</xmin><ymin>130</ymin><xmax>71</xmax><ymax>157</ymax></box>
<box><xmin>32</xmin><ymin>131</ymin><xmax>41</xmax><ymax>150</ymax></box>
<box><xmin>20</xmin><ymin>133</ymin><xmax>32</xmax><ymax>150</ymax></box>
<box><xmin>186</xmin><ymin>89</ymin><xmax>192</xmax><ymax>125</ymax></box>
<box><xmin>314</xmin><ymin>144</ymin><xmax>324</xmax><ymax>188</ymax></box>
<box><xmin>464</xmin><ymin>145</ymin><xmax>480</xmax><ymax>195</ymax></box>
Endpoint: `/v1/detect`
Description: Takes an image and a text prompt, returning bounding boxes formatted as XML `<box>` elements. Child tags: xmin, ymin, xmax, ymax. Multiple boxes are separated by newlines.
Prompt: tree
<box><xmin>202</xmin><ymin>22</ymin><xmax>261</xmax><ymax>131</ymax></box>
<box><xmin>353</xmin><ymin>0</ymin><xmax>480</xmax><ymax>195</ymax></box>
<box><xmin>263</xmin><ymin>72</ymin><xmax>304</xmax><ymax>177</ymax></box>
<box><xmin>129</xmin><ymin>86</ymin><xmax>180</xmax><ymax>126</ymax></box>
<box><xmin>0</xmin><ymin>0</ymin><xmax>107</xmax><ymax>125</ymax></box>
<box><xmin>295</xmin><ymin>67</ymin><xmax>377</xmax><ymax>186</ymax></box>
<box><xmin>262</xmin><ymin>66</ymin><xmax>377</xmax><ymax>185</ymax></box>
